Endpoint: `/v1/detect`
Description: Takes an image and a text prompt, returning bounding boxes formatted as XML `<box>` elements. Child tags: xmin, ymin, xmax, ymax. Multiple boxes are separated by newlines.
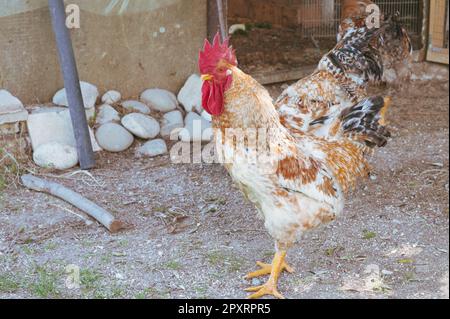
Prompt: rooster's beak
<box><xmin>201</xmin><ymin>74</ymin><xmax>213</xmax><ymax>82</ymax></box>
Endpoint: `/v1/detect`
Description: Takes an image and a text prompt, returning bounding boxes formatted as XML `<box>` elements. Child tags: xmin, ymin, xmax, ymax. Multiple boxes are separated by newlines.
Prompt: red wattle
<box><xmin>202</xmin><ymin>81</ymin><xmax>225</xmax><ymax>116</ymax></box>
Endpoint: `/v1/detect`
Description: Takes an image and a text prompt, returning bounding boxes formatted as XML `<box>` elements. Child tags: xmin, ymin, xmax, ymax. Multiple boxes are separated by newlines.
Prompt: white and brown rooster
<box><xmin>199</xmin><ymin>34</ymin><xmax>391</xmax><ymax>299</ymax></box>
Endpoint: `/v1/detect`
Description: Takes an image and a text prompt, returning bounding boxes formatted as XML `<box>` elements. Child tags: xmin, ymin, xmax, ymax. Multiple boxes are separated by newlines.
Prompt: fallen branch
<box><xmin>21</xmin><ymin>174</ymin><xmax>124</xmax><ymax>233</ymax></box>
<box><xmin>50</xmin><ymin>204</ymin><xmax>94</xmax><ymax>226</ymax></box>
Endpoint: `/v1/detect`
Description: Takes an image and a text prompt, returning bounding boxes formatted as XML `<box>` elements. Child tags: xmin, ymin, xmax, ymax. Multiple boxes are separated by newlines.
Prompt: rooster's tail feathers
<box><xmin>340</xmin><ymin>96</ymin><xmax>391</xmax><ymax>148</ymax></box>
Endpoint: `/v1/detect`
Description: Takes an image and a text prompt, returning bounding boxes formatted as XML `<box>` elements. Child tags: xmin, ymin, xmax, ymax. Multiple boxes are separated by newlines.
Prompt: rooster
<box><xmin>199</xmin><ymin>34</ymin><xmax>391</xmax><ymax>299</ymax></box>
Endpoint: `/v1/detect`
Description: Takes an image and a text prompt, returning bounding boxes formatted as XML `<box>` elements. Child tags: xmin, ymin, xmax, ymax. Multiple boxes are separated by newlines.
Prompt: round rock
<box><xmin>102</xmin><ymin>90</ymin><xmax>121</xmax><ymax>105</ymax></box>
<box><xmin>96</xmin><ymin>104</ymin><xmax>120</xmax><ymax>125</ymax></box>
<box><xmin>33</xmin><ymin>142</ymin><xmax>78</xmax><ymax>170</ymax></box>
<box><xmin>121</xmin><ymin>113</ymin><xmax>160</xmax><ymax>139</ymax></box>
<box><xmin>136</xmin><ymin>139</ymin><xmax>168</xmax><ymax>158</ymax></box>
<box><xmin>141</xmin><ymin>88</ymin><xmax>178</xmax><ymax>113</ymax></box>
<box><xmin>160</xmin><ymin>110</ymin><xmax>184</xmax><ymax>137</ymax></box>
<box><xmin>179</xmin><ymin>112</ymin><xmax>213</xmax><ymax>142</ymax></box>
<box><xmin>95</xmin><ymin>123</ymin><xmax>134</xmax><ymax>152</ymax></box>
<box><xmin>201</xmin><ymin>110</ymin><xmax>212</xmax><ymax>122</ymax></box>
<box><xmin>121</xmin><ymin>100</ymin><xmax>151</xmax><ymax>114</ymax></box>
<box><xmin>53</xmin><ymin>81</ymin><xmax>99</xmax><ymax>109</ymax></box>
<box><xmin>178</xmin><ymin>74</ymin><xmax>203</xmax><ymax>113</ymax></box>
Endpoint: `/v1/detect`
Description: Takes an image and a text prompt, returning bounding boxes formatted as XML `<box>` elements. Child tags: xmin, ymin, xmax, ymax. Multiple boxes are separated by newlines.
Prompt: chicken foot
<box><xmin>245</xmin><ymin>250</ymin><xmax>293</xmax><ymax>299</ymax></box>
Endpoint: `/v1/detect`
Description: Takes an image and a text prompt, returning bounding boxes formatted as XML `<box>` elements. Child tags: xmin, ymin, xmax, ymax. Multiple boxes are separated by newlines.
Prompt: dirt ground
<box><xmin>0</xmin><ymin>79</ymin><xmax>448</xmax><ymax>300</ymax></box>
<box><xmin>230</xmin><ymin>27</ymin><xmax>337</xmax><ymax>74</ymax></box>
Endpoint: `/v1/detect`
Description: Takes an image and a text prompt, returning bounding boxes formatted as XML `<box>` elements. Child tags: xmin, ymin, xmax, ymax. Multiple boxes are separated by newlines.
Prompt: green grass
<box><xmin>206</xmin><ymin>250</ymin><xmax>225</xmax><ymax>265</ymax></box>
<box><xmin>110</xmin><ymin>285</ymin><xmax>126</xmax><ymax>298</ymax></box>
<box><xmin>0</xmin><ymin>274</ymin><xmax>20</xmax><ymax>293</ymax></box>
<box><xmin>193</xmin><ymin>285</ymin><xmax>209</xmax><ymax>299</ymax></box>
<box><xmin>80</xmin><ymin>269</ymin><xmax>102</xmax><ymax>290</ymax></box>
<box><xmin>134</xmin><ymin>287</ymin><xmax>170</xmax><ymax>299</ymax></box>
<box><xmin>362</xmin><ymin>230</ymin><xmax>377</xmax><ymax>240</ymax></box>
<box><xmin>0</xmin><ymin>174</ymin><xmax>6</xmax><ymax>192</ymax></box>
<box><xmin>403</xmin><ymin>272</ymin><xmax>416</xmax><ymax>282</ymax></box>
<box><xmin>43</xmin><ymin>242</ymin><xmax>58</xmax><ymax>251</ymax></box>
<box><xmin>253</xmin><ymin>22</ymin><xmax>272</xmax><ymax>29</ymax></box>
<box><xmin>325</xmin><ymin>246</ymin><xmax>344</xmax><ymax>257</ymax></box>
<box><xmin>22</xmin><ymin>245</ymin><xmax>35</xmax><ymax>255</ymax></box>
<box><xmin>206</xmin><ymin>250</ymin><xmax>245</xmax><ymax>272</ymax></box>
<box><xmin>100</xmin><ymin>253</ymin><xmax>113</xmax><ymax>264</ymax></box>
<box><xmin>29</xmin><ymin>266</ymin><xmax>60</xmax><ymax>298</ymax></box>
<box><xmin>164</xmin><ymin>260</ymin><xmax>183</xmax><ymax>271</ymax></box>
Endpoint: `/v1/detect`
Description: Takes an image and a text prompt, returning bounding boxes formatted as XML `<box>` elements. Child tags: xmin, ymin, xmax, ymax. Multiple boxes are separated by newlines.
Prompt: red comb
<box><xmin>199</xmin><ymin>33</ymin><xmax>237</xmax><ymax>74</ymax></box>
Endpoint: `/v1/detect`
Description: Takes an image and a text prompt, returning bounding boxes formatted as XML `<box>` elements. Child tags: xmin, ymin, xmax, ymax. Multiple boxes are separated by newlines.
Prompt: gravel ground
<box><xmin>0</xmin><ymin>80</ymin><xmax>448</xmax><ymax>300</ymax></box>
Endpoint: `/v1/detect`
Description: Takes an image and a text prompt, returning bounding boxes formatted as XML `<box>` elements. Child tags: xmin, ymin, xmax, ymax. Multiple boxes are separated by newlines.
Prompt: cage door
<box><xmin>427</xmin><ymin>0</ymin><xmax>449</xmax><ymax>64</ymax></box>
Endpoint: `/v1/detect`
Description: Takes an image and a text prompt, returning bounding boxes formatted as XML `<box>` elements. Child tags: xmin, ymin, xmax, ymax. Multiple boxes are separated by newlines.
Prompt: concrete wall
<box><xmin>0</xmin><ymin>0</ymin><xmax>207</xmax><ymax>105</ymax></box>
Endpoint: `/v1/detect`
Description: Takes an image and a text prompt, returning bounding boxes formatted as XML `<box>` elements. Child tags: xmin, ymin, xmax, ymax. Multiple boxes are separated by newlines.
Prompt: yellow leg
<box><xmin>379</xmin><ymin>96</ymin><xmax>392</xmax><ymax>126</ymax></box>
<box><xmin>245</xmin><ymin>260</ymin><xmax>294</xmax><ymax>279</ymax></box>
<box><xmin>244</xmin><ymin>251</ymin><xmax>292</xmax><ymax>299</ymax></box>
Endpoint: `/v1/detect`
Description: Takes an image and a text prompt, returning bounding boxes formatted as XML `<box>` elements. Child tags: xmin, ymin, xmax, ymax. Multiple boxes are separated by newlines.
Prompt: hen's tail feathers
<box><xmin>321</xmin><ymin>23</ymin><xmax>386</xmax><ymax>102</ymax></box>
<box><xmin>340</xmin><ymin>96</ymin><xmax>391</xmax><ymax>148</ymax></box>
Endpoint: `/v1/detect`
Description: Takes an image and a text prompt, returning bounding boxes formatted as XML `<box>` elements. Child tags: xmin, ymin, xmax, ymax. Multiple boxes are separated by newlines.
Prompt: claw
<box><xmin>245</xmin><ymin>283</ymin><xmax>285</xmax><ymax>299</ymax></box>
<box><xmin>244</xmin><ymin>251</ymin><xmax>292</xmax><ymax>299</ymax></box>
<box><xmin>245</xmin><ymin>261</ymin><xmax>294</xmax><ymax>279</ymax></box>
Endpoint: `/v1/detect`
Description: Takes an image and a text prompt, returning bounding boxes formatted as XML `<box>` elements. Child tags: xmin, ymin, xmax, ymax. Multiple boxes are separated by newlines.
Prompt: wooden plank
<box><xmin>431</xmin><ymin>0</ymin><xmax>446</xmax><ymax>47</ymax></box>
<box><xmin>427</xmin><ymin>0</ymin><xmax>449</xmax><ymax>65</ymax></box>
<box><xmin>427</xmin><ymin>49</ymin><xmax>450</xmax><ymax>64</ymax></box>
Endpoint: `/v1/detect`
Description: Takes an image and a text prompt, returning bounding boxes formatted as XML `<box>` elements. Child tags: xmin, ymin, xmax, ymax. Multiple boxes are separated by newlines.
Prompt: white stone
<box><xmin>136</xmin><ymin>139</ymin><xmax>168</xmax><ymax>158</ymax></box>
<box><xmin>32</xmin><ymin>106</ymin><xmax>95</xmax><ymax>122</ymax></box>
<box><xmin>229</xmin><ymin>24</ymin><xmax>246</xmax><ymax>35</ymax></box>
<box><xmin>160</xmin><ymin>110</ymin><xmax>184</xmax><ymax>137</ymax></box>
<box><xmin>101</xmin><ymin>90</ymin><xmax>121</xmax><ymax>105</ymax></box>
<box><xmin>58</xmin><ymin>110</ymin><xmax>101</xmax><ymax>151</ymax></box>
<box><xmin>27</xmin><ymin>107</ymin><xmax>102</xmax><ymax>152</ymax></box>
<box><xmin>96</xmin><ymin>104</ymin><xmax>120</xmax><ymax>125</ymax></box>
<box><xmin>201</xmin><ymin>110</ymin><xmax>212</xmax><ymax>122</ymax></box>
<box><xmin>179</xmin><ymin>112</ymin><xmax>212</xmax><ymax>142</ymax></box>
<box><xmin>177</xmin><ymin>74</ymin><xmax>203</xmax><ymax>113</ymax></box>
<box><xmin>121</xmin><ymin>100</ymin><xmax>150</xmax><ymax>114</ymax></box>
<box><xmin>0</xmin><ymin>90</ymin><xmax>28</xmax><ymax>125</ymax></box>
<box><xmin>95</xmin><ymin>123</ymin><xmax>134</xmax><ymax>152</ymax></box>
<box><xmin>53</xmin><ymin>81</ymin><xmax>99</xmax><ymax>109</ymax></box>
<box><xmin>141</xmin><ymin>88</ymin><xmax>178</xmax><ymax>113</ymax></box>
<box><xmin>121</xmin><ymin>113</ymin><xmax>160</xmax><ymax>139</ymax></box>
<box><xmin>33</xmin><ymin>142</ymin><xmax>78</xmax><ymax>170</ymax></box>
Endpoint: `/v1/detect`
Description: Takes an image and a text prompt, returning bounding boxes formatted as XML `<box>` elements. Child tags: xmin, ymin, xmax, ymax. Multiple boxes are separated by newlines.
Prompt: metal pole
<box><xmin>48</xmin><ymin>0</ymin><xmax>95</xmax><ymax>169</ymax></box>
<box><xmin>216</xmin><ymin>0</ymin><xmax>227</xmax><ymax>41</ymax></box>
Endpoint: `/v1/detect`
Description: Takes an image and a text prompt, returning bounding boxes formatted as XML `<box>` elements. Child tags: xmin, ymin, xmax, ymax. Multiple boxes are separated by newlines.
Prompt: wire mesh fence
<box><xmin>297</xmin><ymin>0</ymin><xmax>423</xmax><ymax>38</ymax></box>
<box><xmin>296</xmin><ymin>0</ymin><xmax>342</xmax><ymax>38</ymax></box>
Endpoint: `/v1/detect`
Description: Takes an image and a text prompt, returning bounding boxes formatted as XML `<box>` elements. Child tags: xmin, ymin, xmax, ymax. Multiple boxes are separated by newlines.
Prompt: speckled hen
<box><xmin>275</xmin><ymin>5</ymin><xmax>411</xmax><ymax>140</ymax></box>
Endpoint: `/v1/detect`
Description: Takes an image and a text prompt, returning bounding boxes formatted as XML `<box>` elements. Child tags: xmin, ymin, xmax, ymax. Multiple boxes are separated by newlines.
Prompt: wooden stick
<box><xmin>21</xmin><ymin>174</ymin><xmax>123</xmax><ymax>233</ymax></box>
